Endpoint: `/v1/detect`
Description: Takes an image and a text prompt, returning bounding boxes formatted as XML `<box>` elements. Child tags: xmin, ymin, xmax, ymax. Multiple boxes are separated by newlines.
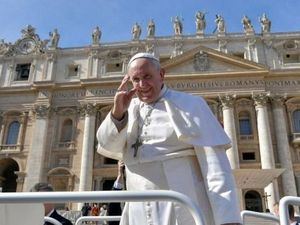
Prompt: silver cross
<box><xmin>132</xmin><ymin>138</ymin><xmax>143</xmax><ymax>157</ymax></box>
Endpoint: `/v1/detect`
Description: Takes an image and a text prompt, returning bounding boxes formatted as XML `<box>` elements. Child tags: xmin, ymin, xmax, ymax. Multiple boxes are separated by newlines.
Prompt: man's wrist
<box><xmin>111</xmin><ymin>111</ymin><xmax>125</xmax><ymax>121</ymax></box>
<box><xmin>110</xmin><ymin>111</ymin><xmax>128</xmax><ymax>131</ymax></box>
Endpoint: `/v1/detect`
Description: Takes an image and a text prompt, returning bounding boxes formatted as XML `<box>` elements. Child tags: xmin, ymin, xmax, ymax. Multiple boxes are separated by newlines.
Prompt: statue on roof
<box><xmin>259</xmin><ymin>13</ymin><xmax>271</xmax><ymax>33</ymax></box>
<box><xmin>92</xmin><ymin>26</ymin><xmax>101</xmax><ymax>45</ymax></box>
<box><xmin>214</xmin><ymin>14</ymin><xmax>225</xmax><ymax>34</ymax></box>
<box><xmin>147</xmin><ymin>19</ymin><xmax>155</xmax><ymax>38</ymax></box>
<box><xmin>242</xmin><ymin>15</ymin><xmax>254</xmax><ymax>34</ymax></box>
<box><xmin>21</xmin><ymin>25</ymin><xmax>36</xmax><ymax>38</ymax></box>
<box><xmin>132</xmin><ymin>22</ymin><xmax>141</xmax><ymax>40</ymax></box>
<box><xmin>195</xmin><ymin>11</ymin><xmax>206</xmax><ymax>34</ymax></box>
<box><xmin>49</xmin><ymin>28</ymin><xmax>60</xmax><ymax>48</ymax></box>
<box><xmin>172</xmin><ymin>16</ymin><xmax>183</xmax><ymax>36</ymax></box>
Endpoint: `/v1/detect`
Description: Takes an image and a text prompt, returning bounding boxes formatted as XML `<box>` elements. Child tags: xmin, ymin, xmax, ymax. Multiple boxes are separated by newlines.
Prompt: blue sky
<box><xmin>1</xmin><ymin>0</ymin><xmax>299</xmax><ymax>47</ymax></box>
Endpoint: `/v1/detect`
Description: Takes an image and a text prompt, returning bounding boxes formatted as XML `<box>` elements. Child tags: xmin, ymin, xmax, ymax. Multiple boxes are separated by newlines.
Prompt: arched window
<box><xmin>245</xmin><ymin>190</ymin><xmax>263</xmax><ymax>212</ymax></box>
<box><xmin>60</xmin><ymin>119</ymin><xmax>73</xmax><ymax>142</ymax></box>
<box><xmin>6</xmin><ymin>121</ymin><xmax>20</xmax><ymax>145</ymax></box>
<box><xmin>239</xmin><ymin>111</ymin><xmax>252</xmax><ymax>135</ymax></box>
<box><xmin>293</xmin><ymin>109</ymin><xmax>300</xmax><ymax>133</ymax></box>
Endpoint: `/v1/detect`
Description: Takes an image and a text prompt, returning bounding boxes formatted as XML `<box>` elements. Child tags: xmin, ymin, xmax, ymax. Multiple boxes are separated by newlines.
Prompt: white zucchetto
<box><xmin>128</xmin><ymin>52</ymin><xmax>159</xmax><ymax>66</ymax></box>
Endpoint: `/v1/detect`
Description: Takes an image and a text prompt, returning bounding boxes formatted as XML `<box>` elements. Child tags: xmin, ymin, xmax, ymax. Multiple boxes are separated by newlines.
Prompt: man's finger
<box><xmin>117</xmin><ymin>74</ymin><xmax>130</xmax><ymax>91</ymax></box>
<box><xmin>127</xmin><ymin>87</ymin><xmax>137</xmax><ymax>99</ymax></box>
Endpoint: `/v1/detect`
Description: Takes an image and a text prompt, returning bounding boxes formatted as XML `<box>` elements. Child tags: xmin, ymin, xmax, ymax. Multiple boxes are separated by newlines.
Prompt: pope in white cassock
<box><xmin>97</xmin><ymin>52</ymin><xmax>242</xmax><ymax>225</ymax></box>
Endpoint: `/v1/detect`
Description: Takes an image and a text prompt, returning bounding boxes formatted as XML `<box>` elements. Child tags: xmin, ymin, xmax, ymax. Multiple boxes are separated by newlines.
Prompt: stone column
<box><xmin>219</xmin><ymin>94</ymin><xmax>243</xmax><ymax>209</ymax></box>
<box><xmin>271</xmin><ymin>95</ymin><xmax>297</xmax><ymax>196</ymax></box>
<box><xmin>0</xmin><ymin>111</ymin><xmax>5</xmax><ymax>145</ymax></box>
<box><xmin>219</xmin><ymin>94</ymin><xmax>240</xmax><ymax>169</ymax></box>
<box><xmin>43</xmin><ymin>54</ymin><xmax>56</xmax><ymax>80</ymax></box>
<box><xmin>79</xmin><ymin>103</ymin><xmax>97</xmax><ymax>192</ymax></box>
<box><xmin>253</xmin><ymin>93</ymin><xmax>279</xmax><ymax>209</ymax></box>
<box><xmin>17</xmin><ymin>112</ymin><xmax>28</xmax><ymax>147</ymax></box>
<box><xmin>23</xmin><ymin>104</ymin><xmax>51</xmax><ymax>191</ymax></box>
<box><xmin>87</xmin><ymin>50</ymin><xmax>99</xmax><ymax>79</ymax></box>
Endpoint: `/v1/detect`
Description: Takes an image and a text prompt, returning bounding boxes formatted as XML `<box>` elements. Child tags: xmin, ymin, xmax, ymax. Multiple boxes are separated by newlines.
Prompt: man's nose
<box><xmin>139</xmin><ymin>79</ymin><xmax>147</xmax><ymax>87</ymax></box>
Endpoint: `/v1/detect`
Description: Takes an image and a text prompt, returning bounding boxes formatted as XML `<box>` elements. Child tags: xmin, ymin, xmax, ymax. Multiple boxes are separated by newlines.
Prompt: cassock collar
<box><xmin>140</xmin><ymin>84</ymin><xmax>168</xmax><ymax>108</ymax></box>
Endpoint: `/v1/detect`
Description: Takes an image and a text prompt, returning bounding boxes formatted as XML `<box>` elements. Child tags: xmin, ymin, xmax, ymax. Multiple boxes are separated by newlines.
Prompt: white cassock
<box><xmin>97</xmin><ymin>85</ymin><xmax>241</xmax><ymax>225</ymax></box>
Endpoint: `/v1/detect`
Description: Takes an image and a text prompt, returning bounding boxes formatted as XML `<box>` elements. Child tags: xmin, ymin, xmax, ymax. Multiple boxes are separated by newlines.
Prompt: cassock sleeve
<box><xmin>97</xmin><ymin>111</ymin><xmax>127</xmax><ymax>160</ymax></box>
<box><xmin>195</xmin><ymin>146</ymin><xmax>242</xmax><ymax>225</ymax></box>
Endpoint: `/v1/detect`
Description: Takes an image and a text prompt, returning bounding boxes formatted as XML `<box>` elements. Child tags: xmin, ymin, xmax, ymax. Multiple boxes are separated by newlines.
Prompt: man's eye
<box><xmin>144</xmin><ymin>75</ymin><xmax>151</xmax><ymax>79</ymax></box>
<box><xmin>133</xmin><ymin>78</ymin><xmax>140</xmax><ymax>83</ymax></box>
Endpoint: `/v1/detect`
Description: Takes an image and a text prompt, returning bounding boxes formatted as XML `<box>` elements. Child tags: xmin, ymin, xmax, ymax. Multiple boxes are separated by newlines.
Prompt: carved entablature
<box><xmin>0</xmin><ymin>25</ymin><xmax>48</xmax><ymax>57</ymax></box>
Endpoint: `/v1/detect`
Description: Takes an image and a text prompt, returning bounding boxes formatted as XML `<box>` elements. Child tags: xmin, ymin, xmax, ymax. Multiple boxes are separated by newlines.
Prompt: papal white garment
<box><xmin>97</xmin><ymin>86</ymin><xmax>241</xmax><ymax>225</ymax></box>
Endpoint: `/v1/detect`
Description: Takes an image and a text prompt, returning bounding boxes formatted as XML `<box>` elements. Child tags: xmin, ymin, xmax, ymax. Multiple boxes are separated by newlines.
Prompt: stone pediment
<box><xmin>161</xmin><ymin>45</ymin><xmax>267</xmax><ymax>75</ymax></box>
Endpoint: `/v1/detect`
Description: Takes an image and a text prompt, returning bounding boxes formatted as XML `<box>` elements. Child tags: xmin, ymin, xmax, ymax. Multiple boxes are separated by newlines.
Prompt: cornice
<box><xmin>269</xmin><ymin>69</ymin><xmax>300</xmax><ymax>77</ymax></box>
<box><xmin>165</xmin><ymin>69</ymin><xmax>268</xmax><ymax>79</ymax></box>
<box><xmin>161</xmin><ymin>45</ymin><xmax>267</xmax><ymax>70</ymax></box>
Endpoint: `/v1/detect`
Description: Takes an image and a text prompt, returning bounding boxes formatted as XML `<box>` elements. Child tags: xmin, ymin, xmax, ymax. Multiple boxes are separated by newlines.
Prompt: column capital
<box><xmin>219</xmin><ymin>94</ymin><xmax>236</xmax><ymax>109</ymax></box>
<box><xmin>270</xmin><ymin>94</ymin><xmax>287</xmax><ymax>108</ymax></box>
<box><xmin>79</xmin><ymin>103</ymin><xmax>99</xmax><ymax>117</ymax></box>
<box><xmin>19</xmin><ymin>111</ymin><xmax>29</xmax><ymax>124</ymax></box>
<box><xmin>33</xmin><ymin>104</ymin><xmax>51</xmax><ymax>119</ymax></box>
<box><xmin>252</xmin><ymin>92</ymin><xmax>269</xmax><ymax>107</ymax></box>
<box><xmin>14</xmin><ymin>171</ymin><xmax>26</xmax><ymax>183</ymax></box>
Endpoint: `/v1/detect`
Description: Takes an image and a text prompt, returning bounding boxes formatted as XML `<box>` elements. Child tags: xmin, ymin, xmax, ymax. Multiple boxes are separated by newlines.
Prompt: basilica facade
<box><xmin>1</xmin><ymin>14</ymin><xmax>300</xmax><ymax>212</ymax></box>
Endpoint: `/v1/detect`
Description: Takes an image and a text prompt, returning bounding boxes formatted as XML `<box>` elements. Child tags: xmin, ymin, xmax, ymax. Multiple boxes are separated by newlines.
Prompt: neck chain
<box><xmin>131</xmin><ymin>86</ymin><xmax>168</xmax><ymax>158</ymax></box>
<box><xmin>132</xmin><ymin>102</ymin><xmax>157</xmax><ymax>157</ymax></box>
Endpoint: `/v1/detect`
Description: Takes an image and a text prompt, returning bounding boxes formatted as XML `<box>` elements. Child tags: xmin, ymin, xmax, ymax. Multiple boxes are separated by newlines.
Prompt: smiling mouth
<box><xmin>139</xmin><ymin>88</ymin><xmax>151</xmax><ymax>95</ymax></box>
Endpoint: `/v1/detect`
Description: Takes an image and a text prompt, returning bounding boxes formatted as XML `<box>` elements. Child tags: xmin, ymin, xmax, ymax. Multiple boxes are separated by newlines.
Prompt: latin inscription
<box><xmin>52</xmin><ymin>79</ymin><xmax>300</xmax><ymax>99</ymax></box>
<box><xmin>168</xmin><ymin>79</ymin><xmax>300</xmax><ymax>90</ymax></box>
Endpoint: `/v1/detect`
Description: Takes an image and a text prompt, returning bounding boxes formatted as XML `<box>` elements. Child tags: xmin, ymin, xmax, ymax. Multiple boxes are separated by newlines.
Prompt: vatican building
<box><xmin>0</xmin><ymin>12</ymin><xmax>300</xmax><ymax>214</ymax></box>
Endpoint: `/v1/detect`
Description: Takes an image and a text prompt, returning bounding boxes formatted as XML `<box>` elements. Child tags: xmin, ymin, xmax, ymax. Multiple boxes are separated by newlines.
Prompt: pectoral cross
<box><xmin>132</xmin><ymin>138</ymin><xmax>143</xmax><ymax>157</ymax></box>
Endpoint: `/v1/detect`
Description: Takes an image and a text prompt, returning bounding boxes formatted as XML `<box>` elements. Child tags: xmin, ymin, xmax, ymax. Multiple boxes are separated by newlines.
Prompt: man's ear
<box><xmin>160</xmin><ymin>68</ymin><xmax>165</xmax><ymax>79</ymax></box>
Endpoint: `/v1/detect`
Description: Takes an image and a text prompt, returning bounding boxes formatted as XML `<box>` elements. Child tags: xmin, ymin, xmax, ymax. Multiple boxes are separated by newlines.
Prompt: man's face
<box><xmin>128</xmin><ymin>58</ymin><xmax>165</xmax><ymax>104</ymax></box>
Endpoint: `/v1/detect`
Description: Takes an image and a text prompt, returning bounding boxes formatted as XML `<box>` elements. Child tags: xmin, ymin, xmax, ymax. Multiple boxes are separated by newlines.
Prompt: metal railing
<box><xmin>241</xmin><ymin>210</ymin><xmax>280</xmax><ymax>224</ymax></box>
<box><xmin>0</xmin><ymin>190</ymin><xmax>205</xmax><ymax>225</ymax></box>
<box><xmin>279</xmin><ymin>196</ymin><xmax>300</xmax><ymax>225</ymax></box>
<box><xmin>75</xmin><ymin>216</ymin><xmax>121</xmax><ymax>225</ymax></box>
<box><xmin>44</xmin><ymin>216</ymin><xmax>63</xmax><ymax>225</ymax></box>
